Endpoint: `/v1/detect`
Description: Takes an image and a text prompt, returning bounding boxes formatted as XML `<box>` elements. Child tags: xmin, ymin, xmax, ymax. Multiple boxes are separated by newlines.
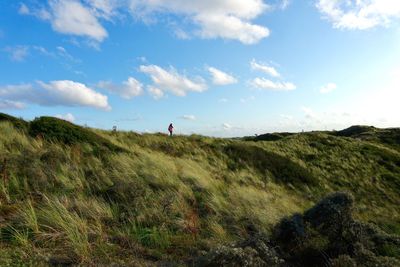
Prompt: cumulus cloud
<box><xmin>129</xmin><ymin>0</ymin><xmax>271</xmax><ymax>44</ymax></box>
<box><xmin>140</xmin><ymin>64</ymin><xmax>207</xmax><ymax>97</ymax></box>
<box><xmin>49</xmin><ymin>0</ymin><xmax>108</xmax><ymax>41</ymax></box>
<box><xmin>180</xmin><ymin>115</ymin><xmax>196</xmax><ymax>120</ymax></box>
<box><xmin>98</xmin><ymin>77</ymin><xmax>144</xmax><ymax>99</ymax></box>
<box><xmin>207</xmin><ymin>67</ymin><xmax>238</xmax><ymax>85</ymax></box>
<box><xmin>20</xmin><ymin>0</ymin><xmax>280</xmax><ymax>45</ymax></box>
<box><xmin>0</xmin><ymin>80</ymin><xmax>110</xmax><ymax>110</ymax></box>
<box><xmin>250</xmin><ymin>59</ymin><xmax>280</xmax><ymax>77</ymax></box>
<box><xmin>0</xmin><ymin>100</ymin><xmax>25</xmax><ymax>110</ymax></box>
<box><xmin>20</xmin><ymin>0</ymin><xmax>108</xmax><ymax>42</ymax></box>
<box><xmin>251</xmin><ymin>77</ymin><xmax>296</xmax><ymax>91</ymax></box>
<box><xmin>38</xmin><ymin>80</ymin><xmax>110</xmax><ymax>109</ymax></box>
<box><xmin>320</xmin><ymin>83</ymin><xmax>337</xmax><ymax>94</ymax></box>
<box><xmin>147</xmin><ymin>86</ymin><xmax>164</xmax><ymax>100</ymax></box>
<box><xmin>316</xmin><ymin>0</ymin><xmax>400</xmax><ymax>30</ymax></box>
<box><xmin>56</xmin><ymin>113</ymin><xmax>75</xmax><ymax>122</ymax></box>
<box><xmin>194</xmin><ymin>14</ymin><xmax>270</xmax><ymax>44</ymax></box>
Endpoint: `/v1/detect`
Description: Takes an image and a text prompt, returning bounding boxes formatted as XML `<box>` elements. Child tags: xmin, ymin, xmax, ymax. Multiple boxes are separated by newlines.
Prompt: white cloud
<box><xmin>320</xmin><ymin>83</ymin><xmax>337</xmax><ymax>94</ymax></box>
<box><xmin>180</xmin><ymin>115</ymin><xmax>196</xmax><ymax>120</ymax></box>
<box><xmin>20</xmin><ymin>0</ymin><xmax>108</xmax><ymax>42</ymax></box>
<box><xmin>56</xmin><ymin>113</ymin><xmax>75</xmax><ymax>122</ymax></box>
<box><xmin>120</xmin><ymin>77</ymin><xmax>144</xmax><ymax>99</ymax></box>
<box><xmin>147</xmin><ymin>86</ymin><xmax>164</xmax><ymax>100</ymax></box>
<box><xmin>140</xmin><ymin>64</ymin><xmax>207</xmax><ymax>97</ymax></box>
<box><xmin>49</xmin><ymin>0</ymin><xmax>108</xmax><ymax>42</ymax></box>
<box><xmin>129</xmin><ymin>0</ymin><xmax>271</xmax><ymax>44</ymax></box>
<box><xmin>98</xmin><ymin>77</ymin><xmax>144</xmax><ymax>99</ymax></box>
<box><xmin>316</xmin><ymin>0</ymin><xmax>400</xmax><ymax>30</ymax></box>
<box><xmin>207</xmin><ymin>67</ymin><xmax>238</xmax><ymax>85</ymax></box>
<box><xmin>219</xmin><ymin>98</ymin><xmax>228</xmax><ymax>103</ymax></box>
<box><xmin>4</xmin><ymin>46</ymin><xmax>29</xmax><ymax>61</ymax></box>
<box><xmin>20</xmin><ymin>0</ymin><xmax>278</xmax><ymax>45</ymax></box>
<box><xmin>0</xmin><ymin>100</ymin><xmax>25</xmax><ymax>110</ymax></box>
<box><xmin>222</xmin><ymin>122</ymin><xmax>233</xmax><ymax>130</ymax></box>
<box><xmin>0</xmin><ymin>81</ymin><xmax>110</xmax><ymax>110</ymax></box>
<box><xmin>38</xmin><ymin>80</ymin><xmax>111</xmax><ymax>110</ymax></box>
<box><xmin>250</xmin><ymin>59</ymin><xmax>280</xmax><ymax>77</ymax></box>
<box><xmin>194</xmin><ymin>14</ymin><xmax>270</xmax><ymax>44</ymax></box>
<box><xmin>251</xmin><ymin>77</ymin><xmax>296</xmax><ymax>91</ymax></box>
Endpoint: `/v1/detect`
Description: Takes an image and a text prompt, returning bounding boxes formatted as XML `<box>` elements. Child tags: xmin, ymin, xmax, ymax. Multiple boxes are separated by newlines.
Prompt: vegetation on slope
<box><xmin>0</xmin><ymin>113</ymin><xmax>29</xmax><ymax>132</ymax></box>
<box><xmin>0</xmin><ymin>113</ymin><xmax>399</xmax><ymax>266</ymax></box>
<box><xmin>333</xmin><ymin>125</ymin><xmax>400</xmax><ymax>149</ymax></box>
<box><xmin>29</xmin><ymin>116</ymin><xmax>125</xmax><ymax>152</ymax></box>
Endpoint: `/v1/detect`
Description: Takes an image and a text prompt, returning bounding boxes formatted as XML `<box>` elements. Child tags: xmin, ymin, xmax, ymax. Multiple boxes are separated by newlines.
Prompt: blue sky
<box><xmin>1</xmin><ymin>0</ymin><xmax>400</xmax><ymax>136</ymax></box>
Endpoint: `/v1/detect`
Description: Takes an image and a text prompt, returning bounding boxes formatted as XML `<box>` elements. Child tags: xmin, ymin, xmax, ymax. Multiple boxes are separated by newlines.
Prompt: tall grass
<box><xmin>0</xmin><ymin>117</ymin><xmax>399</xmax><ymax>265</ymax></box>
<box><xmin>37</xmin><ymin>197</ymin><xmax>90</xmax><ymax>258</ymax></box>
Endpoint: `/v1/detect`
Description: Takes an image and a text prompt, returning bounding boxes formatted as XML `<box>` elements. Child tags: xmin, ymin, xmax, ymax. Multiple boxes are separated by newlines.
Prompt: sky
<box><xmin>0</xmin><ymin>0</ymin><xmax>400</xmax><ymax>137</ymax></box>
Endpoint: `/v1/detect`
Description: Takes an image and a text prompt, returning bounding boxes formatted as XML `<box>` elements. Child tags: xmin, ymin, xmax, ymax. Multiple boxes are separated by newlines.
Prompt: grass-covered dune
<box><xmin>0</xmin><ymin>113</ymin><xmax>399</xmax><ymax>266</ymax></box>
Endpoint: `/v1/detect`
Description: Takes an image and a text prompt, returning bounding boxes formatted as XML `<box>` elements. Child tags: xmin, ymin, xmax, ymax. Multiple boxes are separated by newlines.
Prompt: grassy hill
<box><xmin>0</xmin><ymin>113</ymin><xmax>399</xmax><ymax>266</ymax></box>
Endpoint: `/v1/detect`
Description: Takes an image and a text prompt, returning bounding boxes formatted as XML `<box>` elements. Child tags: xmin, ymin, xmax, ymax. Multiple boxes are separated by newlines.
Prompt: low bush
<box><xmin>29</xmin><ymin>117</ymin><xmax>124</xmax><ymax>152</ymax></box>
<box><xmin>0</xmin><ymin>113</ymin><xmax>29</xmax><ymax>132</ymax></box>
<box><xmin>335</xmin><ymin>125</ymin><xmax>376</xmax><ymax>137</ymax></box>
<box><xmin>224</xmin><ymin>144</ymin><xmax>317</xmax><ymax>186</ymax></box>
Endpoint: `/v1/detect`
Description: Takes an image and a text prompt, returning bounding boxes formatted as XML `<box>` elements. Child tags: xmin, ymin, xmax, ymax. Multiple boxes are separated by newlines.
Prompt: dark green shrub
<box><xmin>303</xmin><ymin>192</ymin><xmax>354</xmax><ymax>231</ymax></box>
<box><xmin>29</xmin><ymin>116</ymin><xmax>124</xmax><ymax>152</ymax></box>
<box><xmin>378</xmin><ymin>129</ymin><xmax>400</xmax><ymax>147</ymax></box>
<box><xmin>0</xmin><ymin>113</ymin><xmax>29</xmax><ymax>132</ymax></box>
<box><xmin>243</xmin><ymin>132</ymin><xmax>294</xmax><ymax>142</ymax></box>
<box><xmin>224</xmin><ymin>144</ymin><xmax>317</xmax><ymax>186</ymax></box>
<box><xmin>335</xmin><ymin>125</ymin><xmax>376</xmax><ymax>137</ymax></box>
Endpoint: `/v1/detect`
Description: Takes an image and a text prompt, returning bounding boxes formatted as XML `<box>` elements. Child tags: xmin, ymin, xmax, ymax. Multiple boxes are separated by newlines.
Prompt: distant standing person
<box><xmin>168</xmin><ymin>123</ymin><xmax>174</xmax><ymax>136</ymax></box>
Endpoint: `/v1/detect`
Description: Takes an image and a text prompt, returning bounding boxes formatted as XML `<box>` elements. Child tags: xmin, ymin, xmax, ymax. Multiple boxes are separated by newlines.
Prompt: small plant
<box><xmin>122</xmin><ymin>220</ymin><xmax>171</xmax><ymax>250</ymax></box>
<box><xmin>8</xmin><ymin>226</ymin><xmax>30</xmax><ymax>247</ymax></box>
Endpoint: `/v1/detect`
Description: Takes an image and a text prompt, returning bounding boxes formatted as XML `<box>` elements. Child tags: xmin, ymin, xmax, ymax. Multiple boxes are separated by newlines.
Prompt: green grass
<box><xmin>0</xmin><ymin>114</ymin><xmax>399</xmax><ymax>266</ymax></box>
